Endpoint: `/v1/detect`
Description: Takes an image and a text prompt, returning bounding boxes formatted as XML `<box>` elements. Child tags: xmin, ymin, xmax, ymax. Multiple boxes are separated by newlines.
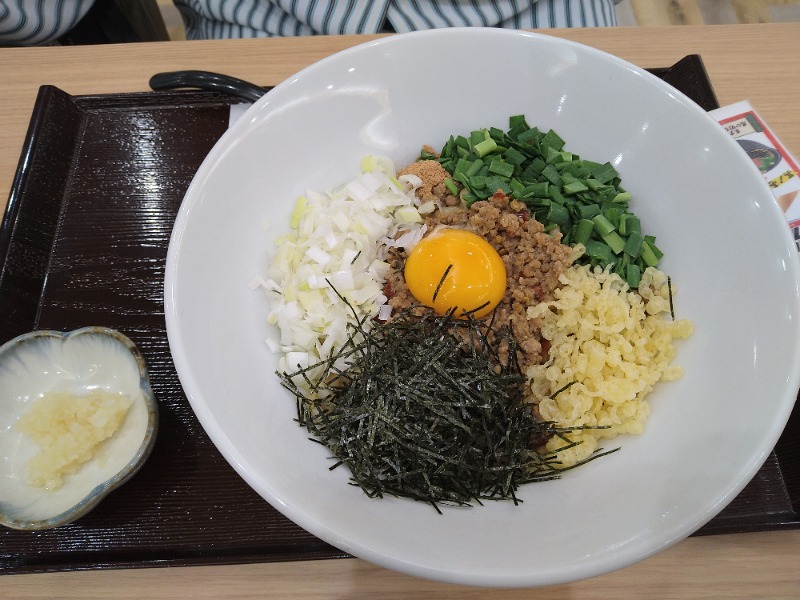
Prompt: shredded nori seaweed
<box><xmin>279</xmin><ymin>305</ymin><xmax>613</xmax><ymax>511</ymax></box>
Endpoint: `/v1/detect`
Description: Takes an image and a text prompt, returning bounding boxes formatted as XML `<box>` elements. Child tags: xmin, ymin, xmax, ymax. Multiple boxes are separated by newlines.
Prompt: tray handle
<box><xmin>149</xmin><ymin>70</ymin><xmax>266</xmax><ymax>103</ymax></box>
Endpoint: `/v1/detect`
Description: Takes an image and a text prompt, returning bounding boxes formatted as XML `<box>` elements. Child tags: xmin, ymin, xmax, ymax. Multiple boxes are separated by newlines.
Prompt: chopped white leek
<box><xmin>259</xmin><ymin>156</ymin><xmax>426</xmax><ymax>383</ymax></box>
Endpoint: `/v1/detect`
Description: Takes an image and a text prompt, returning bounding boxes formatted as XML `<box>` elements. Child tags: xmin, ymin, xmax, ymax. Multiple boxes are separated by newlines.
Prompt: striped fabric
<box><xmin>174</xmin><ymin>0</ymin><xmax>619</xmax><ymax>40</ymax></box>
<box><xmin>0</xmin><ymin>0</ymin><xmax>94</xmax><ymax>45</ymax></box>
<box><xmin>0</xmin><ymin>0</ymin><xmax>619</xmax><ymax>46</ymax></box>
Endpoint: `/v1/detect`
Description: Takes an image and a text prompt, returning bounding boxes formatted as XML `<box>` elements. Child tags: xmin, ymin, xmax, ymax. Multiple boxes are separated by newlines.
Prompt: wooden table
<box><xmin>2</xmin><ymin>23</ymin><xmax>799</xmax><ymax>599</ymax></box>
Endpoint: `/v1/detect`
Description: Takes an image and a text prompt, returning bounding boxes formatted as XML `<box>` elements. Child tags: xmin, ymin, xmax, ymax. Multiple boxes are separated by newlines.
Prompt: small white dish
<box><xmin>0</xmin><ymin>327</ymin><xmax>158</xmax><ymax>530</ymax></box>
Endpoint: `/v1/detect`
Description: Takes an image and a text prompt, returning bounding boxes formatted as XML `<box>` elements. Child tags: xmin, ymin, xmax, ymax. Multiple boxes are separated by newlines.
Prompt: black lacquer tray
<box><xmin>1</xmin><ymin>56</ymin><xmax>798</xmax><ymax>575</ymax></box>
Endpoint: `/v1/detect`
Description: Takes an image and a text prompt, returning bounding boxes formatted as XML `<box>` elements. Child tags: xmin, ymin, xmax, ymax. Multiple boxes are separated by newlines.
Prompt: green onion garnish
<box><xmin>430</xmin><ymin>115</ymin><xmax>663</xmax><ymax>283</ymax></box>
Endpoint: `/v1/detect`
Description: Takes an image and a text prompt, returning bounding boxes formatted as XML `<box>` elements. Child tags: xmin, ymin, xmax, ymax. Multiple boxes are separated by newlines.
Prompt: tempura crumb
<box><xmin>526</xmin><ymin>265</ymin><xmax>693</xmax><ymax>467</ymax></box>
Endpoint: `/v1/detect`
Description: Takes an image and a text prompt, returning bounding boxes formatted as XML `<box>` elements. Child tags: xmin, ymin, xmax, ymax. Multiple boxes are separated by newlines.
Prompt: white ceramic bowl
<box><xmin>0</xmin><ymin>327</ymin><xmax>158</xmax><ymax>530</ymax></box>
<box><xmin>164</xmin><ymin>29</ymin><xmax>800</xmax><ymax>587</ymax></box>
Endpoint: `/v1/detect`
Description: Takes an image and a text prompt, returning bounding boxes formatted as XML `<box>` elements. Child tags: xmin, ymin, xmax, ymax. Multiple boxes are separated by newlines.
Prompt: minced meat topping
<box><xmin>384</xmin><ymin>160</ymin><xmax>575</xmax><ymax>372</ymax></box>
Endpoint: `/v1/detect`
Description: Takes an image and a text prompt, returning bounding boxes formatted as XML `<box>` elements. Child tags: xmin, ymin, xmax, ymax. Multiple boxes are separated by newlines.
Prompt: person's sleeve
<box><xmin>175</xmin><ymin>0</ymin><xmax>391</xmax><ymax>39</ymax></box>
<box><xmin>0</xmin><ymin>0</ymin><xmax>95</xmax><ymax>45</ymax></box>
<box><xmin>386</xmin><ymin>0</ymin><xmax>618</xmax><ymax>32</ymax></box>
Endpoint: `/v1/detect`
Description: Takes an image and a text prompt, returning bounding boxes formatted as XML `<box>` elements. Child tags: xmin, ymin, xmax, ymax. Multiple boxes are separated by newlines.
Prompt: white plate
<box><xmin>164</xmin><ymin>29</ymin><xmax>800</xmax><ymax>587</ymax></box>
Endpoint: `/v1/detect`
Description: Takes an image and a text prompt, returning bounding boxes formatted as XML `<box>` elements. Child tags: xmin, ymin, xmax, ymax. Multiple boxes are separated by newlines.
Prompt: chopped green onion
<box><xmin>585</xmin><ymin>239</ymin><xmax>615</xmax><ymax>264</ymax></box>
<box><xmin>546</xmin><ymin>202</ymin><xmax>571</xmax><ymax>228</ymax></box>
<box><xmin>612</xmin><ymin>191</ymin><xmax>631</xmax><ymax>203</ymax></box>
<box><xmin>466</xmin><ymin>158</ymin><xmax>484</xmax><ymax>176</ymax></box>
<box><xmin>563</xmin><ymin>180</ymin><xmax>589</xmax><ymax>195</ymax></box>
<box><xmin>541</xmin><ymin>163</ymin><xmax>561</xmax><ymax>186</ymax></box>
<box><xmin>623</xmin><ymin>231</ymin><xmax>644</xmax><ymax>258</ymax></box>
<box><xmin>431</xmin><ymin>116</ymin><xmax>663</xmax><ymax>282</ymax></box>
<box><xmin>641</xmin><ymin>240</ymin><xmax>660</xmax><ymax>267</ymax></box>
<box><xmin>473</xmin><ymin>137</ymin><xmax>497</xmax><ymax>158</ymax></box>
<box><xmin>645</xmin><ymin>236</ymin><xmax>664</xmax><ymax>260</ymax></box>
<box><xmin>522</xmin><ymin>158</ymin><xmax>546</xmax><ymax>179</ymax></box>
<box><xmin>577</xmin><ymin>203</ymin><xmax>601</xmax><ymax>220</ymax></box>
<box><xmin>626</xmin><ymin>263</ymin><xmax>642</xmax><ymax>288</ymax></box>
<box><xmin>592</xmin><ymin>214</ymin><xmax>616</xmax><ymax>237</ymax></box>
<box><xmin>470</xmin><ymin>175</ymin><xmax>486</xmax><ymax>190</ymax></box>
<box><xmin>619</xmin><ymin>213</ymin><xmax>640</xmax><ymax>236</ymax></box>
<box><xmin>521</xmin><ymin>181</ymin><xmax>550</xmax><ymax>198</ymax></box>
<box><xmin>591</xmin><ymin>162</ymin><xmax>619</xmax><ymax>184</ymax></box>
<box><xmin>488</xmin><ymin>158</ymin><xmax>515</xmax><ymax>178</ymax></box>
<box><xmin>443</xmin><ymin>177</ymin><xmax>459</xmax><ymax>197</ymax></box>
<box><xmin>573</xmin><ymin>219</ymin><xmax>595</xmax><ymax>246</ymax></box>
<box><xmin>517</xmin><ymin>127</ymin><xmax>540</xmax><ymax>143</ymax></box>
<box><xmin>504</xmin><ymin>146</ymin><xmax>527</xmax><ymax>166</ymax></box>
<box><xmin>542</xmin><ymin>129</ymin><xmax>565</xmax><ymax>151</ymax></box>
<box><xmin>509</xmin><ymin>114</ymin><xmax>528</xmax><ymax>130</ymax></box>
<box><xmin>602</xmin><ymin>231</ymin><xmax>625</xmax><ymax>255</ymax></box>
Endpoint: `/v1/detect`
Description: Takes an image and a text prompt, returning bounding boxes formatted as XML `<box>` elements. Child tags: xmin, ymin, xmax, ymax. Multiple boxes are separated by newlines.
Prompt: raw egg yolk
<box><xmin>403</xmin><ymin>228</ymin><xmax>507</xmax><ymax>319</ymax></box>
